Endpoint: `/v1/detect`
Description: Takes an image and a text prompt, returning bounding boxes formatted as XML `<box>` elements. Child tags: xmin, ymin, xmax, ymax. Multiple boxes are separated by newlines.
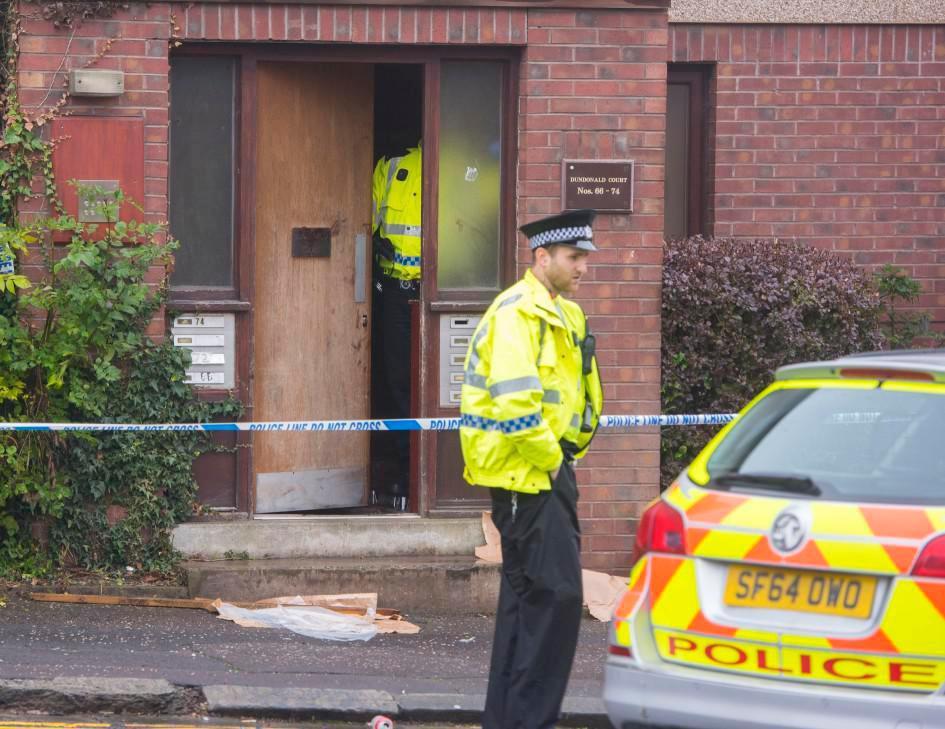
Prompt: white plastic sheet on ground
<box><xmin>214</xmin><ymin>600</ymin><xmax>378</xmax><ymax>641</ymax></box>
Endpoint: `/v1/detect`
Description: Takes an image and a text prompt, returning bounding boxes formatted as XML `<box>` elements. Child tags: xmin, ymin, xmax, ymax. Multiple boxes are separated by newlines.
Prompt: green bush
<box><xmin>875</xmin><ymin>263</ymin><xmax>942</xmax><ymax>349</ymax></box>
<box><xmin>0</xmin><ymin>189</ymin><xmax>238</xmax><ymax>575</ymax></box>
<box><xmin>660</xmin><ymin>236</ymin><xmax>885</xmax><ymax>489</ymax></box>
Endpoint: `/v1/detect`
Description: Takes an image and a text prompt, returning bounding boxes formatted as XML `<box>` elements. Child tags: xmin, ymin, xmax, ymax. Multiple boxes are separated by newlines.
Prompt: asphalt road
<box><xmin>0</xmin><ymin>591</ymin><xmax>607</xmax><ymax>699</ymax></box>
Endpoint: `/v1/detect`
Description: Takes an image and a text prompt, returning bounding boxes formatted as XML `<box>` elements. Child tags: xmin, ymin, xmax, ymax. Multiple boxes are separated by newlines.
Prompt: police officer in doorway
<box><xmin>371</xmin><ymin>143</ymin><xmax>421</xmax><ymax>510</ymax></box>
<box><xmin>459</xmin><ymin>209</ymin><xmax>604</xmax><ymax>729</ymax></box>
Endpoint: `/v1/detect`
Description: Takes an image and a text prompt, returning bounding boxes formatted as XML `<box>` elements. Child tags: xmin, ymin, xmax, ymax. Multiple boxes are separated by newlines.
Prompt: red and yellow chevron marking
<box><xmin>648</xmin><ymin>555</ymin><xmax>777</xmax><ymax>645</ymax></box>
<box><xmin>614</xmin><ymin>556</ymin><xmax>649</xmax><ymax>621</ymax></box>
<box><xmin>664</xmin><ymin>483</ymin><xmax>945</xmax><ymax>576</ymax></box>
<box><xmin>631</xmin><ymin>478</ymin><xmax>945</xmax><ymax>687</ymax></box>
<box><xmin>613</xmin><ymin>555</ymin><xmax>650</xmax><ymax>649</ymax></box>
<box><xmin>782</xmin><ymin>576</ymin><xmax>945</xmax><ymax>659</ymax></box>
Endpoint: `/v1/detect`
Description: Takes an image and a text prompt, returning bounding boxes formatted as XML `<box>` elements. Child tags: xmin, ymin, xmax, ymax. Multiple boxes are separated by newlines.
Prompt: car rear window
<box><xmin>704</xmin><ymin>384</ymin><xmax>945</xmax><ymax>505</ymax></box>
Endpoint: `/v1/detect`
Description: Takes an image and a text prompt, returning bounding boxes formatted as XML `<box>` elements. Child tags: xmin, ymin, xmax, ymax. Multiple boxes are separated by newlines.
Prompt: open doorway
<box><xmin>369</xmin><ymin>63</ymin><xmax>424</xmax><ymax>513</ymax></box>
<box><xmin>253</xmin><ymin>60</ymin><xmax>424</xmax><ymax>517</ymax></box>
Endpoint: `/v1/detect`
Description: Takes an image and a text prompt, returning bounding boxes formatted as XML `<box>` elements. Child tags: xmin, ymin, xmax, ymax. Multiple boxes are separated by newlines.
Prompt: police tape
<box><xmin>0</xmin><ymin>413</ymin><xmax>737</xmax><ymax>433</ymax></box>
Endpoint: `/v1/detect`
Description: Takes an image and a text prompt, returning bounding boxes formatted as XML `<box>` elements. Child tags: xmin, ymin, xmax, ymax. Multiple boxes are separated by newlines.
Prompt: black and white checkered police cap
<box><xmin>519</xmin><ymin>209</ymin><xmax>597</xmax><ymax>252</ymax></box>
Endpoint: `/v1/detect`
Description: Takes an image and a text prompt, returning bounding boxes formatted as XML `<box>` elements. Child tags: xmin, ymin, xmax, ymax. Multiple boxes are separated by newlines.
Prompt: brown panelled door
<box><xmin>253</xmin><ymin>62</ymin><xmax>374</xmax><ymax>513</ymax></box>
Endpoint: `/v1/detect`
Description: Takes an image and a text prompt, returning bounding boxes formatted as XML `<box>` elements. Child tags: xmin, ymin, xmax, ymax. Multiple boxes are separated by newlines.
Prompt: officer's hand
<box><xmin>551</xmin><ymin>466</ymin><xmax>561</xmax><ymax>481</ymax></box>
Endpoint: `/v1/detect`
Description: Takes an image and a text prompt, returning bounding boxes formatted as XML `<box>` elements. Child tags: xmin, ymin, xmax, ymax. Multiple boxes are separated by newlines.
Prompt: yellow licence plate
<box><xmin>724</xmin><ymin>565</ymin><xmax>877</xmax><ymax>618</ymax></box>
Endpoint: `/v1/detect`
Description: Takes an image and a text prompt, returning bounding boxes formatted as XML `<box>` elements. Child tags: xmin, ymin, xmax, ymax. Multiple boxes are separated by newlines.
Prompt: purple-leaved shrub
<box><xmin>660</xmin><ymin>236</ymin><xmax>885</xmax><ymax>489</ymax></box>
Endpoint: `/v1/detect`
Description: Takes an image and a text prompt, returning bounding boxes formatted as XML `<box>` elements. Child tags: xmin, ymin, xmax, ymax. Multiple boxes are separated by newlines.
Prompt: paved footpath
<box><xmin>0</xmin><ymin>593</ymin><xmax>611</xmax><ymax>728</ymax></box>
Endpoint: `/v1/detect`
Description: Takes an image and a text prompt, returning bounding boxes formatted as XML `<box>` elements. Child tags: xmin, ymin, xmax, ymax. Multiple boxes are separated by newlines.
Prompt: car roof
<box><xmin>776</xmin><ymin>348</ymin><xmax>945</xmax><ymax>383</ymax></box>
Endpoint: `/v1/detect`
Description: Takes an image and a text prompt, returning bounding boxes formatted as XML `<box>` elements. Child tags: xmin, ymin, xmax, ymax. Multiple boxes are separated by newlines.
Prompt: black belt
<box><xmin>380</xmin><ymin>274</ymin><xmax>420</xmax><ymax>292</ymax></box>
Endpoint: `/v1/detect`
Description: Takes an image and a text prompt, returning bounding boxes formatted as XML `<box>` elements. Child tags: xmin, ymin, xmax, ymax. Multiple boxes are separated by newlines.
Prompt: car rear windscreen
<box><xmin>704</xmin><ymin>384</ymin><xmax>945</xmax><ymax>505</ymax></box>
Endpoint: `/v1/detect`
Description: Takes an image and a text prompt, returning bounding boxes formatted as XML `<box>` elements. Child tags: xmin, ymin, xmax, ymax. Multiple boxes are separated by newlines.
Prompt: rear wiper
<box><xmin>709</xmin><ymin>471</ymin><xmax>822</xmax><ymax>496</ymax></box>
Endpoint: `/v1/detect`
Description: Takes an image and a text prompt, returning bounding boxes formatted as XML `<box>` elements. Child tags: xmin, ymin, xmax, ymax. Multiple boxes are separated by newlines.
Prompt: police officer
<box><xmin>459</xmin><ymin>209</ymin><xmax>604</xmax><ymax>729</ymax></box>
<box><xmin>371</xmin><ymin>143</ymin><xmax>421</xmax><ymax>510</ymax></box>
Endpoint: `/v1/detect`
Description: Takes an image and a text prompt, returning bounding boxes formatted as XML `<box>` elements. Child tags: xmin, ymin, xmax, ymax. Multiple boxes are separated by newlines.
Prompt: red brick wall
<box><xmin>523</xmin><ymin>9</ymin><xmax>666</xmax><ymax>571</ymax></box>
<box><xmin>18</xmin><ymin>2</ymin><xmax>171</xmax><ymax>337</ymax></box>
<box><xmin>19</xmin><ymin>2</ymin><xmax>667</xmax><ymax>573</ymax></box>
<box><xmin>672</xmin><ymin>24</ymin><xmax>945</xmax><ymax>320</ymax></box>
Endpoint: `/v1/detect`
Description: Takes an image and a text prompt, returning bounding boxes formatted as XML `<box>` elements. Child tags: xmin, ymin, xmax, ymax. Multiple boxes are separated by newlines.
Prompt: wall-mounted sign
<box><xmin>561</xmin><ymin>160</ymin><xmax>634</xmax><ymax>212</ymax></box>
<box><xmin>77</xmin><ymin>180</ymin><xmax>120</xmax><ymax>222</ymax></box>
<box><xmin>0</xmin><ymin>253</ymin><xmax>13</xmax><ymax>274</ymax></box>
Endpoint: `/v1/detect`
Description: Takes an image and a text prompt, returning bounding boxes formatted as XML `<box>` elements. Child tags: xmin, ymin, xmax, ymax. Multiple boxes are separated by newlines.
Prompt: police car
<box><xmin>605</xmin><ymin>350</ymin><xmax>945</xmax><ymax>729</ymax></box>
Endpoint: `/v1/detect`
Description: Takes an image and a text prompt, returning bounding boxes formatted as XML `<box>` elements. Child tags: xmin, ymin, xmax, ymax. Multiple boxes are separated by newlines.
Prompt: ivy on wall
<box><xmin>23</xmin><ymin>0</ymin><xmax>129</xmax><ymax>29</ymax></box>
<box><xmin>0</xmin><ymin>8</ymin><xmax>239</xmax><ymax>577</ymax></box>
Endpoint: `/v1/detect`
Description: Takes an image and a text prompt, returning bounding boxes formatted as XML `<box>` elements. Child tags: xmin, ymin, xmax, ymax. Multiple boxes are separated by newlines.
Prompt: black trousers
<box><xmin>483</xmin><ymin>462</ymin><xmax>583</xmax><ymax>729</ymax></box>
<box><xmin>376</xmin><ymin>278</ymin><xmax>416</xmax><ymax>495</ymax></box>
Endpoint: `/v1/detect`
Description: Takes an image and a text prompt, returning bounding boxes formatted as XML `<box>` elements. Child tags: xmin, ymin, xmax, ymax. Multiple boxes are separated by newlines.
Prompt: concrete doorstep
<box><xmin>183</xmin><ymin>556</ymin><xmax>502</xmax><ymax>613</ymax></box>
<box><xmin>0</xmin><ymin>679</ymin><xmax>610</xmax><ymax>728</ymax></box>
<box><xmin>175</xmin><ymin>516</ymin><xmax>503</xmax><ymax>613</ymax></box>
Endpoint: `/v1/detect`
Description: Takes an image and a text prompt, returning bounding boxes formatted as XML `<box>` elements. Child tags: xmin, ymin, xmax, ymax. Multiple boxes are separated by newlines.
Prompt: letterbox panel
<box><xmin>439</xmin><ymin>315</ymin><xmax>481</xmax><ymax>408</ymax></box>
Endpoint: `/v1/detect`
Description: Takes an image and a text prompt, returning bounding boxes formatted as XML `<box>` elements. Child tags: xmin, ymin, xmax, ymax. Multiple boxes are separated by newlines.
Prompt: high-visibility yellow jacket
<box><xmin>372</xmin><ymin>146</ymin><xmax>422</xmax><ymax>281</ymax></box>
<box><xmin>460</xmin><ymin>269</ymin><xmax>604</xmax><ymax>494</ymax></box>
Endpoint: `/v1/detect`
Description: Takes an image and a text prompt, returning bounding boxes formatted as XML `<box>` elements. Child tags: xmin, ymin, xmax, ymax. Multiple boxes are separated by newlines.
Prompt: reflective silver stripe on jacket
<box><xmin>387</xmin><ymin>156</ymin><xmax>402</xmax><ymax>186</ymax></box>
<box><xmin>582</xmin><ymin>401</ymin><xmax>593</xmax><ymax>431</ymax></box>
<box><xmin>384</xmin><ymin>223</ymin><xmax>422</xmax><ymax>238</ymax></box>
<box><xmin>489</xmin><ymin>376</ymin><xmax>543</xmax><ymax>399</ymax></box>
<box><xmin>497</xmin><ymin>293</ymin><xmax>523</xmax><ymax>310</ymax></box>
<box><xmin>463</xmin><ymin>309</ymin><xmax>560</xmax><ymax>410</ymax></box>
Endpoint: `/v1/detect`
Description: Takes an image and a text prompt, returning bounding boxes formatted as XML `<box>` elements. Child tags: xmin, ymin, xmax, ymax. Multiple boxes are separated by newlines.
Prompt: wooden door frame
<box><xmin>173</xmin><ymin>43</ymin><xmax>520</xmax><ymax>516</ymax></box>
<box><xmin>666</xmin><ymin>64</ymin><xmax>711</xmax><ymax>238</ymax></box>
<box><xmin>420</xmin><ymin>54</ymin><xmax>520</xmax><ymax>516</ymax></box>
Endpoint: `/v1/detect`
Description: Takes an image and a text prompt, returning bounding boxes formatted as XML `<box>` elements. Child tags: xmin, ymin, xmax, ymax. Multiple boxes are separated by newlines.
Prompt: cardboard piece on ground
<box><xmin>374</xmin><ymin>615</ymin><xmax>421</xmax><ymax>634</ymax></box>
<box><xmin>475</xmin><ymin>512</ymin><xmax>628</xmax><ymax>622</ymax></box>
<box><xmin>30</xmin><ymin>591</ymin><xmax>419</xmax><ymax>633</ymax></box>
<box><xmin>475</xmin><ymin>511</ymin><xmax>502</xmax><ymax>563</ymax></box>
<box><xmin>253</xmin><ymin>593</ymin><xmax>378</xmax><ymax>612</ymax></box>
<box><xmin>30</xmin><ymin>593</ymin><xmax>219</xmax><ymax>611</ymax></box>
<box><xmin>582</xmin><ymin>569</ymin><xmax>628</xmax><ymax>622</ymax></box>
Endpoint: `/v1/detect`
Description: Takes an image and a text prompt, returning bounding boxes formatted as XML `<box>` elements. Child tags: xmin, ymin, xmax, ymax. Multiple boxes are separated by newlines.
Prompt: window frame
<box><xmin>424</xmin><ymin>49</ymin><xmax>519</xmax><ymax>313</ymax></box>
<box><xmin>168</xmin><ymin>52</ymin><xmax>244</xmax><ymax>307</ymax></box>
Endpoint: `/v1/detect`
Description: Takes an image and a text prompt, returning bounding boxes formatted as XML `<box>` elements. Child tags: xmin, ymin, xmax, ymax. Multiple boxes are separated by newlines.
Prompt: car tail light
<box><xmin>608</xmin><ymin>644</ymin><xmax>632</xmax><ymax>657</ymax></box>
<box><xmin>631</xmin><ymin>500</ymin><xmax>686</xmax><ymax>565</ymax></box>
<box><xmin>912</xmin><ymin>534</ymin><xmax>945</xmax><ymax>578</ymax></box>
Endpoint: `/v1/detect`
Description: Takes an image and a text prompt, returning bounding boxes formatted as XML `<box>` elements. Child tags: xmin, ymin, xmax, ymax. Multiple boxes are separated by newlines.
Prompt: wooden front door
<box><xmin>253</xmin><ymin>62</ymin><xmax>373</xmax><ymax>513</ymax></box>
